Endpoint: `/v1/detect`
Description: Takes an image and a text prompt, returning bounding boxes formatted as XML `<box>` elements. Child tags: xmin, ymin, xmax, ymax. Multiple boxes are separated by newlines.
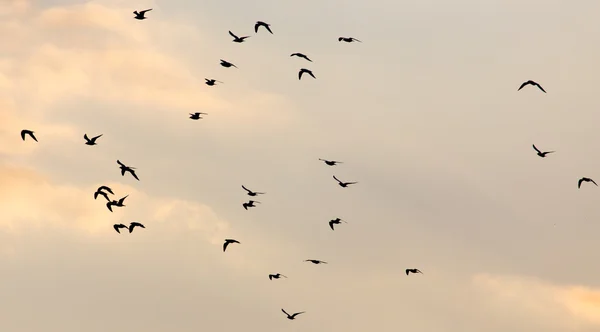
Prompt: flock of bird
<box><xmin>17</xmin><ymin>6</ymin><xmax>591</xmax><ymax>322</ymax></box>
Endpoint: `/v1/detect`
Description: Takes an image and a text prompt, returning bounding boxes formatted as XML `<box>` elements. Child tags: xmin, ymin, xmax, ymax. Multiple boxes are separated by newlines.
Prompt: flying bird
<box><xmin>329</xmin><ymin>218</ymin><xmax>347</xmax><ymax>230</ymax></box>
<box><xmin>189</xmin><ymin>112</ymin><xmax>207</xmax><ymax>120</ymax></box>
<box><xmin>94</xmin><ymin>186</ymin><xmax>114</xmax><ymax>201</ymax></box>
<box><xmin>269</xmin><ymin>273</ymin><xmax>287</xmax><ymax>280</ymax></box>
<box><xmin>113</xmin><ymin>224</ymin><xmax>128</xmax><ymax>234</ymax></box>
<box><xmin>84</xmin><ymin>134</ymin><xmax>103</xmax><ymax>146</ymax></box>
<box><xmin>333</xmin><ymin>175</ymin><xmax>357</xmax><ymax>188</ymax></box>
<box><xmin>20</xmin><ymin>129</ymin><xmax>37</xmax><ymax>142</ymax></box>
<box><xmin>406</xmin><ymin>269</ymin><xmax>423</xmax><ymax>275</ymax></box>
<box><xmin>229</xmin><ymin>30</ymin><xmax>250</xmax><ymax>43</ymax></box>
<box><xmin>220</xmin><ymin>59</ymin><xmax>238</xmax><ymax>68</ymax></box>
<box><xmin>254</xmin><ymin>21</ymin><xmax>273</xmax><ymax>34</ymax></box>
<box><xmin>129</xmin><ymin>222</ymin><xmax>145</xmax><ymax>233</ymax></box>
<box><xmin>290</xmin><ymin>53</ymin><xmax>312</xmax><ymax>62</ymax></box>
<box><xmin>205</xmin><ymin>79</ymin><xmax>223</xmax><ymax>86</ymax></box>
<box><xmin>532</xmin><ymin>144</ymin><xmax>554</xmax><ymax>158</ymax></box>
<box><xmin>338</xmin><ymin>37</ymin><xmax>361</xmax><ymax>43</ymax></box>
<box><xmin>223</xmin><ymin>239</ymin><xmax>240</xmax><ymax>252</ymax></box>
<box><xmin>106</xmin><ymin>195</ymin><xmax>128</xmax><ymax>212</ymax></box>
<box><xmin>319</xmin><ymin>158</ymin><xmax>342</xmax><ymax>166</ymax></box>
<box><xmin>281</xmin><ymin>309</ymin><xmax>305</xmax><ymax>320</ymax></box>
<box><xmin>242</xmin><ymin>200</ymin><xmax>261</xmax><ymax>210</ymax></box>
<box><xmin>242</xmin><ymin>185</ymin><xmax>265</xmax><ymax>196</ymax></box>
<box><xmin>305</xmin><ymin>259</ymin><xmax>327</xmax><ymax>265</ymax></box>
<box><xmin>117</xmin><ymin>160</ymin><xmax>139</xmax><ymax>181</ymax></box>
<box><xmin>578</xmin><ymin>177</ymin><xmax>598</xmax><ymax>189</ymax></box>
<box><xmin>299</xmin><ymin>68</ymin><xmax>315</xmax><ymax>80</ymax></box>
<box><xmin>518</xmin><ymin>80</ymin><xmax>546</xmax><ymax>93</ymax></box>
<box><xmin>133</xmin><ymin>9</ymin><xmax>152</xmax><ymax>20</ymax></box>
<box><xmin>96</xmin><ymin>185</ymin><xmax>114</xmax><ymax>195</ymax></box>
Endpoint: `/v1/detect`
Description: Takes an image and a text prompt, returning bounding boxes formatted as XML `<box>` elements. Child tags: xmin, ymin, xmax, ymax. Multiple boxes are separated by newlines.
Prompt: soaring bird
<box><xmin>133</xmin><ymin>9</ymin><xmax>152</xmax><ymax>20</ymax></box>
<box><xmin>281</xmin><ymin>309</ymin><xmax>305</xmax><ymax>320</ymax></box>
<box><xmin>532</xmin><ymin>144</ymin><xmax>554</xmax><ymax>158</ymax></box>
<box><xmin>290</xmin><ymin>53</ymin><xmax>312</xmax><ymax>62</ymax></box>
<box><xmin>223</xmin><ymin>239</ymin><xmax>240</xmax><ymax>252</ymax></box>
<box><xmin>305</xmin><ymin>259</ymin><xmax>327</xmax><ymax>265</ymax></box>
<box><xmin>113</xmin><ymin>224</ymin><xmax>128</xmax><ymax>233</ymax></box>
<box><xmin>269</xmin><ymin>273</ymin><xmax>287</xmax><ymax>280</ymax></box>
<box><xmin>189</xmin><ymin>112</ymin><xmax>207</xmax><ymax>120</ymax></box>
<box><xmin>106</xmin><ymin>195</ymin><xmax>128</xmax><ymax>212</ymax></box>
<box><xmin>205</xmin><ymin>79</ymin><xmax>223</xmax><ymax>86</ymax></box>
<box><xmin>333</xmin><ymin>175</ymin><xmax>357</xmax><ymax>188</ymax></box>
<box><xmin>298</xmin><ymin>68</ymin><xmax>315</xmax><ymax>80</ymax></box>
<box><xmin>518</xmin><ymin>80</ymin><xmax>546</xmax><ymax>93</ymax></box>
<box><xmin>129</xmin><ymin>222</ymin><xmax>145</xmax><ymax>233</ymax></box>
<box><xmin>254</xmin><ymin>21</ymin><xmax>273</xmax><ymax>34</ymax></box>
<box><xmin>229</xmin><ymin>30</ymin><xmax>250</xmax><ymax>43</ymax></box>
<box><xmin>329</xmin><ymin>218</ymin><xmax>347</xmax><ymax>230</ymax></box>
<box><xmin>242</xmin><ymin>200</ymin><xmax>260</xmax><ymax>210</ymax></box>
<box><xmin>338</xmin><ymin>37</ymin><xmax>361</xmax><ymax>43</ymax></box>
<box><xmin>117</xmin><ymin>160</ymin><xmax>139</xmax><ymax>181</ymax></box>
<box><xmin>242</xmin><ymin>185</ymin><xmax>265</xmax><ymax>196</ymax></box>
<box><xmin>406</xmin><ymin>268</ymin><xmax>423</xmax><ymax>275</ymax></box>
<box><xmin>20</xmin><ymin>129</ymin><xmax>37</xmax><ymax>142</ymax></box>
<box><xmin>578</xmin><ymin>177</ymin><xmax>598</xmax><ymax>189</ymax></box>
<box><xmin>220</xmin><ymin>59</ymin><xmax>238</xmax><ymax>68</ymax></box>
<box><xmin>84</xmin><ymin>134</ymin><xmax>103</xmax><ymax>146</ymax></box>
<box><xmin>319</xmin><ymin>158</ymin><xmax>342</xmax><ymax>166</ymax></box>
<box><xmin>94</xmin><ymin>186</ymin><xmax>114</xmax><ymax>201</ymax></box>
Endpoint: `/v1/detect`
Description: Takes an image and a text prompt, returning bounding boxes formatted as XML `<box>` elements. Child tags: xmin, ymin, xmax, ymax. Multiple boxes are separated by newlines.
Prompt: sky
<box><xmin>1</xmin><ymin>0</ymin><xmax>600</xmax><ymax>331</ymax></box>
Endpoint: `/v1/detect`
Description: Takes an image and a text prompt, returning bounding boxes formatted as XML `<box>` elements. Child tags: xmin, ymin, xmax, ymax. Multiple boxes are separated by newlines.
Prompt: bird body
<box><xmin>268</xmin><ymin>273</ymin><xmax>287</xmax><ymax>280</ymax></box>
<box><xmin>518</xmin><ymin>80</ymin><xmax>546</xmax><ymax>93</ymax></box>
<box><xmin>129</xmin><ymin>222</ymin><xmax>145</xmax><ymax>233</ymax></box>
<box><xmin>532</xmin><ymin>144</ymin><xmax>554</xmax><ymax>158</ymax></box>
<box><xmin>113</xmin><ymin>224</ymin><xmax>128</xmax><ymax>233</ymax></box>
<box><xmin>229</xmin><ymin>30</ymin><xmax>250</xmax><ymax>43</ymax></box>
<box><xmin>223</xmin><ymin>239</ymin><xmax>240</xmax><ymax>252</ymax></box>
<box><xmin>190</xmin><ymin>112</ymin><xmax>207</xmax><ymax>120</ymax></box>
<box><xmin>305</xmin><ymin>259</ymin><xmax>327</xmax><ymax>264</ymax></box>
<box><xmin>319</xmin><ymin>158</ymin><xmax>342</xmax><ymax>166</ymax></box>
<box><xmin>94</xmin><ymin>186</ymin><xmax>114</xmax><ymax>202</ymax></box>
<box><xmin>298</xmin><ymin>68</ymin><xmax>316</xmax><ymax>80</ymax></box>
<box><xmin>281</xmin><ymin>309</ymin><xmax>305</xmax><ymax>320</ymax></box>
<box><xmin>242</xmin><ymin>200</ymin><xmax>260</xmax><ymax>210</ymax></box>
<box><xmin>329</xmin><ymin>218</ymin><xmax>346</xmax><ymax>230</ymax></box>
<box><xmin>205</xmin><ymin>79</ymin><xmax>223</xmax><ymax>86</ymax></box>
<box><xmin>338</xmin><ymin>37</ymin><xmax>361</xmax><ymax>43</ymax></box>
<box><xmin>290</xmin><ymin>53</ymin><xmax>312</xmax><ymax>62</ymax></box>
<box><xmin>220</xmin><ymin>59</ymin><xmax>238</xmax><ymax>68</ymax></box>
<box><xmin>117</xmin><ymin>160</ymin><xmax>139</xmax><ymax>181</ymax></box>
<box><xmin>333</xmin><ymin>175</ymin><xmax>357</xmax><ymax>188</ymax></box>
<box><xmin>578</xmin><ymin>177</ymin><xmax>597</xmax><ymax>189</ymax></box>
<box><xmin>133</xmin><ymin>9</ymin><xmax>152</xmax><ymax>20</ymax></box>
<box><xmin>255</xmin><ymin>21</ymin><xmax>273</xmax><ymax>34</ymax></box>
<box><xmin>106</xmin><ymin>195</ymin><xmax>128</xmax><ymax>212</ymax></box>
<box><xmin>20</xmin><ymin>129</ymin><xmax>37</xmax><ymax>142</ymax></box>
<box><xmin>242</xmin><ymin>185</ymin><xmax>265</xmax><ymax>196</ymax></box>
<box><xmin>84</xmin><ymin>134</ymin><xmax>102</xmax><ymax>145</ymax></box>
<box><xmin>406</xmin><ymin>268</ymin><xmax>423</xmax><ymax>275</ymax></box>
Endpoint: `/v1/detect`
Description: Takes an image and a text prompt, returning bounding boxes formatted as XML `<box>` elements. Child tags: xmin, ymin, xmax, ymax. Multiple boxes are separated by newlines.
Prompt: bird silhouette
<box><xmin>242</xmin><ymin>200</ymin><xmax>261</xmax><ymax>210</ymax></box>
<box><xmin>223</xmin><ymin>239</ymin><xmax>240</xmax><ymax>252</ymax></box>
<box><xmin>106</xmin><ymin>195</ymin><xmax>128</xmax><ymax>212</ymax></box>
<box><xmin>268</xmin><ymin>273</ymin><xmax>287</xmax><ymax>280</ymax></box>
<box><xmin>338</xmin><ymin>37</ymin><xmax>361</xmax><ymax>43</ymax></box>
<box><xmin>205</xmin><ymin>79</ymin><xmax>223</xmax><ymax>86</ymax></box>
<box><xmin>406</xmin><ymin>268</ymin><xmax>423</xmax><ymax>275</ymax></box>
<box><xmin>305</xmin><ymin>259</ymin><xmax>327</xmax><ymax>264</ymax></box>
<box><xmin>281</xmin><ymin>309</ymin><xmax>305</xmax><ymax>320</ymax></box>
<box><xmin>133</xmin><ymin>9</ymin><xmax>152</xmax><ymax>20</ymax></box>
<box><xmin>129</xmin><ymin>222</ymin><xmax>145</xmax><ymax>233</ymax></box>
<box><xmin>319</xmin><ymin>158</ymin><xmax>342</xmax><ymax>166</ymax></box>
<box><xmin>220</xmin><ymin>59</ymin><xmax>238</xmax><ymax>68</ymax></box>
<box><xmin>578</xmin><ymin>177</ymin><xmax>598</xmax><ymax>189</ymax></box>
<box><xmin>254</xmin><ymin>21</ymin><xmax>273</xmax><ymax>34</ymax></box>
<box><xmin>20</xmin><ymin>129</ymin><xmax>37</xmax><ymax>142</ymax></box>
<box><xmin>189</xmin><ymin>112</ymin><xmax>207</xmax><ymax>120</ymax></box>
<box><xmin>518</xmin><ymin>80</ymin><xmax>546</xmax><ymax>93</ymax></box>
<box><xmin>229</xmin><ymin>30</ymin><xmax>250</xmax><ymax>43</ymax></box>
<box><xmin>117</xmin><ymin>160</ymin><xmax>139</xmax><ymax>181</ymax></box>
<box><xmin>329</xmin><ymin>218</ymin><xmax>347</xmax><ymax>230</ymax></box>
<box><xmin>290</xmin><ymin>53</ymin><xmax>312</xmax><ymax>62</ymax></box>
<box><xmin>299</xmin><ymin>68</ymin><xmax>315</xmax><ymax>80</ymax></box>
<box><xmin>333</xmin><ymin>175</ymin><xmax>357</xmax><ymax>188</ymax></box>
<box><xmin>242</xmin><ymin>185</ymin><xmax>265</xmax><ymax>196</ymax></box>
<box><xmin>84</xmin><ymin>134</ymin><xmax>102</xmax><ymax>146</ymax></box>
<box><xmin>113</xmin><ymin>224</ymin><xmax>128</xmax><ymax>233</ymax></box>
<box><xmin>94</xmin><ymin>186</ymin><xmax>114</xmax><ymax>201</ymax></box>
<box><xmin>532</xmin><ymin>144</ymin><xmax>554</xmax><ymax>158</ymax></box>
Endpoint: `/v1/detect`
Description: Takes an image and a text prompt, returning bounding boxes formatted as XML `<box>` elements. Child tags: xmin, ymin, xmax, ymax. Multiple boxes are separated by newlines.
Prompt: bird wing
<box><xmin>229</xmin><ymin>30</ymin><xmax>238</xmax><ymax>39</ymax></box>
<box><xmin>293</xmin><ymin>312</ymin><xmax>305</xmax><ymax>317</ymax></box>
<box><xmin>92</xmin><ymin>134</ymin><xmax>103</xmax><ymax>141</ymax></box>
<box><xmin>20</xmin><ymin>130</ymin><xmax>26</xmax><ymax>140</ymax></box>
<box><xmin>141</xmin><ymin>9</ymin><xmax>152</xmax><ymax>14</ymax></box>
<box><xmin>592</xmin><ymin>179</ymin><xmax>598</xmax><ymax>186</ymax></box>
<box><xmin>265</xmin><ymin>25</ymin><xmax>273</xmax><ymax>34</ymax></box>
<box><xmin>106</xmin><ymin>202</ymin><xmax>113</xmax><ymax>212</ymax></box>
<box><xmin>117</xmin><ymin>160</ymin><xmax>125</xmax><ymax>167</ymax></box>
<box><xmin>99</xmin><ymin>186</ymin><xmax>113</xmax><ymax>194</ymax></box>
<box><xmin>118</xmin><ymin>195</ymin><xmax>128</xmax><ymax>204</ymax></box>
<box><xmin>30</xmin><ymin>132</ymin><xmax>38</xmax><ymax>141</ymax></box>
<box><xmin>329</xmin><ymin>221</ymin><xmax>335</xmax><ymax>230</ymax></box>
<box><xmin>308</xmin><ymin>71</ymin><xmax>316</xmax><ymax>79</ymax></box>
<box><xmin>84</xmin><ymin>134</ymin><xmax>89</xmax><ymax>141</ymax></box>
<box><xmin>254</xmin><ymin>22</ymin><xmax>260</xmax><ymax>33</ymax></box>
<box><xmin>535</xmin><ymin>83</ymin><xmax>547</xmax><ymax>93</ymax></box>
<box><xmin>351</xmin><ymin>38</ymin><xmax>362</xmax><ymax>42</ymax></box>
<box><xmin>223</xmin><ymin>241</ymin><xmax>229</xmax><ymax>252</ymax></box>
<box><xmin>242</xmin><ymin>185</ymin><xmax>251</xmax><ymax>193</ymax></box>
<box><xmin>517</xmin><ymin>81</ymin><xmax>529</xmax><ymax>91</ymax></box>
<box><xmin>406</xmin><ymin>269</ymin><xmax>410</xmax><ymax>275</ymax></box>
<box><xmin>281</xmin><ymin>309</ymin><xmax>289</xmax><ymax>316</ymax></box>
<box><xmin>130</xmin><ymin>170</ymin><xmax>140</xmax><ymax>181</ymax></box>
<box><xmin>298</xmin><ymin>70</ymin><xmax>304</xmax><ymax>80</ymax></box>
<box><xmin>338</xmin><ymin>37</ymin><xmax>344</xmax><ymax>41</ymax></box>
<box><xmin>243</xmin><ymin>203</ymin><xmax>248</xmax><ymax>210</ymax></box>
<box><xmin>532</xmin><ymin>144</ymin><xmax>541</xmax><ymax>154</ymax></box>
<box><xmin>333</xmin><ymin>175</ymin><xmax>342</xmax><ymax>183</ymax></box>
<box><xmin>578</xmin><ymin>178</ymin><xmax>584</xmax><ymax>188</ymax></box>
<box><xmin>347</xmin><ymin>182</ymin><xmax>358</xmax><ymax>185</ymax></box>
<box><xmin>128</xmin><ymin>224</ymin><xmax>135</xmax><ymax>233</ymax></box>
<box><xmin>113</xmin><ymin>224</ymin><xmax>120</xmax><ymax>233</ymax></box>
<box><xmin>269</xmin><ymin>274</ymin><xmax>273</xmax><ymax>280</ymax></box>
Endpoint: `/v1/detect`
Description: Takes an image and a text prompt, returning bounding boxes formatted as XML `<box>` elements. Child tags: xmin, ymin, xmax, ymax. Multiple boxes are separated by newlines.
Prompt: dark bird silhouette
<box><xmin>94</xmin><ymin>186</ymin><xmax>114</xmax><ymax>201</ymax></box>
<box><xmin>20</xmin><ymin>129</ymin><xmax>37</xmax><ymax>142</ymax></box>
<box><xmin>96</xmin><ymin>186</ymin><xmax>114</xmax><ymax>195</ymax></box>
<box><xmin>84</xmin><ymin>134</ymin><xmax>102</xmax><ymax>145</ymax></box>
<box><xmin>189</xmin><ymin>112</ymin><xmax>207</xmax><ymax>120</ymax></box>
<box><xmin>578</xmin><ymin>177</ymin><xmax>598</xmax><ymax>189</ymax></box>
<box><xmin>518</xmin><ymin>80</ymin><xmax>546</xmax><ymax>93</ymax></box>
<box><xmin>406</xmin><ymin>268</ymin><xmax>423</xmax><ymax>275</ymax></box>
<box><xmin>305</xmin><ymin>259</ymin><xmax>327</xmax><ymax>264</ymax></box>
<box><xmin>129</xmin><ymin>222</ymin><xmax>145</xmax><ymax>233</ymax></box>
<box><xmin>333</xmin><ymin>175</ymin><xmax>357</xmax><ymax>188</ymax></box>
<box><xmin>338</xmin><ymin>37</ymin><xmax>361</xmax><ymax>43</ymax></box>
<box><xmin>133</xmin><ymin>9</ymin><xmax>152</xmax><ymax>20</ymax></box>
<box><xmin>242</xmin><ymin>200</ymin><xmax>260</xmax><ymax>210</ymax></box>
<box><xmin>299</xmin><ymin>68</ymin><xmax>315</xmax><ymax>80</ymax></box>
<box><xmin>229</xmin><ymin>30</ymin><xmax>250</xmax><ymax>43</ymax></box>
<box><xmin>220</xmin><ymin>59</ymin><xmax>238</xmax><ymax>68</ymax></box>
<box><xmin>329</xmin><ymin>218</ymin><xmax>347</xmax><ymax>230</ymax></box>
<box><xmin>319</xmin><ymin>158</ymin><xmax>342</xmax><ymax>166</ymax></box>
<box><xmin>223</xmin><ymin>239</ymin><xmax>240</xmax><ymax>252</ymax></box>
<box><xmin>290</xmin><ymin>53</ymin><xmax>312</xmax><ymax>62</ymax></box>
<box><xmin>106</xmin><ymin>195</ymin><xmax>128</xmax><ymax>212</ymax></box>
<box><xmin>242</xmin><ymin>185</ymin><xmax>265</xmax><ymax>196</ymax></box>
<box><xmin>113</xmin><ymin>224</ymin><xmax>128</xmax><ymax>233</ymax></box>
<box><xmin>281</xmin><ymin>309</ymin><xmax>305</xmax><ymax>320</ymax></box>
<box><xmin>269</xmin><ymin>273</ymin><xmax>287</xmax><ymax>280</ymax></box>
<box><xmin>205</xmin><ymin>78</ymin><xmax>223</xmax><ymax>86</ymax></box>
<box><xmin>532</xmin><ymin>144</ymin><xmax>554</xmax><ymax>158</ymax></box>
<box><xmin>255</xmin><ymin>21</ymin><xmax>273</xmax><ymax>34</ymax></box>
<box><xmin>117</xmin><ymin>160</ymin><xmax>139</xmax><ymax>181</ymax></box>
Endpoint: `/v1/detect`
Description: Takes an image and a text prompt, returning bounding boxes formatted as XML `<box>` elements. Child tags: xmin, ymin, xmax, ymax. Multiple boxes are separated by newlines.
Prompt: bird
<box><xmin>94</xmin><ymin>186</ymin><xmax>114</xmax><ymax>201</ymax></box>
<box><xmin>578</xmin><ymin>177</ymin><xmax>598</xmax><ymax>189</ymax></box>
<box><xmin>299</xmin><ymin>68</ymin><xmax>315</xmax><ymax>80</ymax></box>
<box><xmin>242</xmin><ymin>185</ymin><xmax>265</xmax><ymax>196</ymax></box>
<box><xmin>532</xmin><ymin>144</ymin><xmax>554</xmax><ymax>158</ymax></box>
<box><xmin>84</xmin><ymin>134</ymin><xmax>102</xmax><ymax>146</ymax></box>
<box><xmin>106</xmin><ymin>195</ymin><xmax>128</xmax><ymax>212</ymax></box>
<box><xmin>220</xmin><ymin>59</ymin><xmax>238</xmax><ymax>68</ymax></box>
<box><xmin>290</xmin><ymin>53</ymin><xmax>312</xmax><ymax>62</ymax></box>
<box><xmin>268</xmin><ymin>273</ymin><xmax>287</xmax><ymax>280</ymax></box>
<box><xmin>254</xmin><ymin>21</ymin><xmax>273</xmax><ymax>34</ymax></box>
<box><xmin>319</xmin><ymin>158</ymin><xmax>342</xmax><ymax>166</ymax></box>
<box><xmin>406</xmin><ymin>269</ymin><xmax>423</xmax><ymax>275</ymax></box>
<box><xmin>229</xmin><ymin>30</ymin><xmax>250</xmax><ymax>43</ymax></box>
<box><xmin>129</xmin><ymin>222</ymin><xmax>145</xmax><ymax>233</ymax></box>
<box><xmin>20</xmin><ymin>129</ymin><xmax>37</xmax><ymax>142</ymax></box>
<box><xmin>117</xmin><ymin>160</ymin><xmax>139</xmax><ymax>181</ymax></box>
<box><xmin>333</xmin><ymin>175</ymin><xmax>357</xmax><ymax>188</ymax></box>
<box><xmin>338</xmin><ymin>37</ymin><xmax>361</xmax><ymax>43</ymax></box>
<box><xmin>205</xmin><ymin>79</ymin><xmax>223</xmax><ymax>86</ymax></box>
<box><xmin>113</xmin><ymin>224</ymin><xmax>128</xmax><ymax>233</ymax></box>
<box><xmin>281</xmin><ymin>309</ymin><xmax>305</xmax><ymax>320</ymax></box>
<box><xmin>242</xmin><ymin>200</ymin><xmax>260</xmax><ymax>210</ymax></box>
<box><xmin>518</xmin><ymin>80</ymin><xmax>546</xmax><ymax>93</ymax></box>
<box><xmin>329</xmin><ymin>218</ymin><xmax>347</xmax><ymax>230</ymax></box>
<box><xmin>223</xmin><ymin>239</ymin><xmax>240</xmax><ymax>252</ymax></box>
<box><xmin>305</xmin><ymin>259</ymin><xmax>327</xmax><ymax>264</ymax></box>
<box><xmin>189</xmin><ymin>112</ymin><xmax>207</xmax><ymax>120</ymax></box>
<box><xmin>133</xmin><ymin>9</ymin><xmax>152</xmax><ymax>20</ymax></box>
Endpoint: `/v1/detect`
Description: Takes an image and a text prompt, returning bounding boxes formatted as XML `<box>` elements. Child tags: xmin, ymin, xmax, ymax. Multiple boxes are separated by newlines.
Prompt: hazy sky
<box><xmin>2</xmin><ymin>0</ymin><xmax>600</xmax><ymax>331</ymax></box>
